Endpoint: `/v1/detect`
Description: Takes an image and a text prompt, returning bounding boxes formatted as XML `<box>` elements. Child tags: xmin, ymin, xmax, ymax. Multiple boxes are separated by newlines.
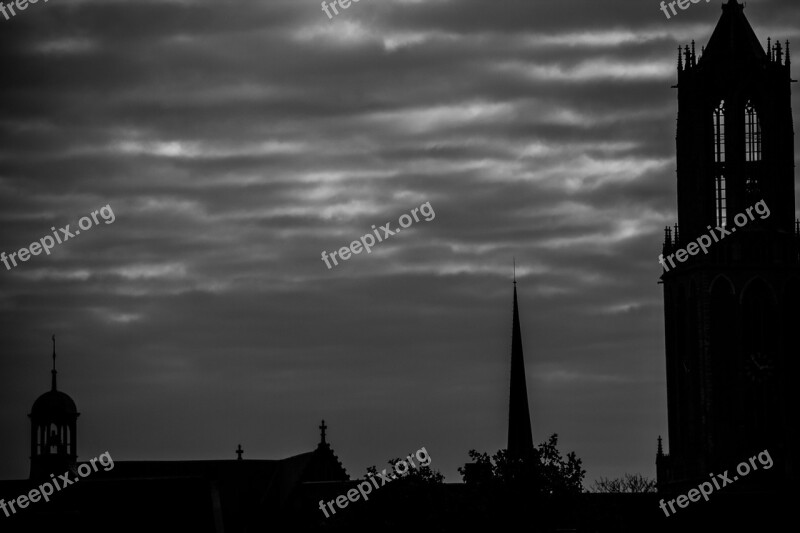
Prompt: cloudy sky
<box><xmin>1</xmin><ymin>0</ymin><xmax>799</xmax><ymax>485</ymax></box>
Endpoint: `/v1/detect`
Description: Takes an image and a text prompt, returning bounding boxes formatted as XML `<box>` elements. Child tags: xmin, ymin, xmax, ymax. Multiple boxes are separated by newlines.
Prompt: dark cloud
<box><xmin>1</xmin><ymin>0</ymin><xmax>799</xmax><ymax>485</ymax></box>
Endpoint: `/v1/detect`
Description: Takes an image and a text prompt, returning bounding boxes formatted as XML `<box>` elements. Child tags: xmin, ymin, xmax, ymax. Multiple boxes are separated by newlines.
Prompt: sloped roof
<box><xmin>699</xmin><ymin>0</ymin><xmax>767</xmax><ymax>68</ymax></box>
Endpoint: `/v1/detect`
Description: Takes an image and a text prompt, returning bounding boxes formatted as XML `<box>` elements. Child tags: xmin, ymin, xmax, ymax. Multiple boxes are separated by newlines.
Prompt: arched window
<box><xmin>745</xmin><ymin>101</ymin><xmax>761</xmax><ymax>162</ymax></box>
<box><xmin>713</xmin><ymin>101</ymin><xmax>726</xmax><ymax>226</ymax></box>
<box><xmin>714</xmin><ymin>101</ymin><xmax>726</xmax><ymax>163</ymax></box>
<box><xmin>744</xmin><ymin>101</ymin><xmax>762</xmax><ymax>199</ymax></box>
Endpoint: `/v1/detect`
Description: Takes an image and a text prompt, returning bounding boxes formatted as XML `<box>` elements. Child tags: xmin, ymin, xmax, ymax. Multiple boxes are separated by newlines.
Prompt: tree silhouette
<box><xmin>366</xmin><ymin>455</ymin><xmax>444</xmax><ymax>485</ymax></box>
<box><xmin>589</xmin><ymin>473</ymin><xmax>656</xmax><ymax>493</ymax></box>
<box><xmin>458</xmin><ymin>433</ymin><xmax>585</xmax><ymax>495</ymax></box>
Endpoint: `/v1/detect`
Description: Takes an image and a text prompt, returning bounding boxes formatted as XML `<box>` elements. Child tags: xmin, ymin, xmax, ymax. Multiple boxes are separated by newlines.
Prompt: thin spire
<box><xmin>508</xmin><ymin>280</ymin><xmax>534</xmax><ymax>459</ymax></box>
<box><xmin>786</xmin><ymin>40</ymin><xmax>791</xmax><ymax>65</ymax></box>
<box><xmin>319</xmin><ymin>419</ymin><xmax>327</xmax><ymax>445</ymax></box>
<box><xmin>51</xmin><ymin>334</ymin><xmax>57</xmax><ymax>391</ymax></box>
<box><xmin>513</xmin><ymin>257</ymin><xmax>516</xmax><ymax>285</ymax></box>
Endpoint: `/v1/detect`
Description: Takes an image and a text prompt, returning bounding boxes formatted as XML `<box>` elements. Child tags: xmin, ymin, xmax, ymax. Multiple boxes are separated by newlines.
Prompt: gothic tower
<box><xmin>29</xmin><ymin>336</ymin><xmax>79</xmax><ymax>480</ymax></box>
<box><xmin>657</xmin><ymin>0</ymin><xmax>799</xmax><ymax>491</ymax></box>
<box><xmin>507</xmin><ymin>277</ymin><xmax>534</xmax><ymax>459</ymax></box>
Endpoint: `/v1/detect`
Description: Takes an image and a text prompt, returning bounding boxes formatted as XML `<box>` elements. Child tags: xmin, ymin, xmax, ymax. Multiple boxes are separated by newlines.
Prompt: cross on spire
<box><xmin>236</xmin><ymin>444</ymin><xmax>244</xmax><ymax>460</ymax></box>
<box><xmin>319</xmin><ymin>420</ymin><xmax>327</xmax><ymax>445</ymax></box>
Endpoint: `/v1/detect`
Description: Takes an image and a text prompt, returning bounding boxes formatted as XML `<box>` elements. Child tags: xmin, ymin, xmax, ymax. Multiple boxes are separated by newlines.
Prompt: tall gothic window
<box><xmin>745</xmin><ymin>101</ymin><xmax>761</xmax><ymax>162</ymax></box>
<box><xmin>745</xmin><ymin>101</ymin><xmax>762</xmax><ymax>198</ymax></box>
<box><xmin>714</xmin><ymin>101</ymin><xmax>726</xmax><ymax>164</ymax></box>
<box><xmin>714</xmin><ymin>101</ymin><xmax>726</xmax><ymax>226</ymax></box>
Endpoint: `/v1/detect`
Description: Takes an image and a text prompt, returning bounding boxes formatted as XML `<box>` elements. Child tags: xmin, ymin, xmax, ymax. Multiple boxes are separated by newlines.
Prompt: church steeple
<box><xmin>29</xmin><ymin>336</ymin><xmax>79</xmax><ymax>480</ymax></box>
<box><xmin>507</xmin><ymin>274</ymin><xmax>534</xmax><ymax>459</ymax></box>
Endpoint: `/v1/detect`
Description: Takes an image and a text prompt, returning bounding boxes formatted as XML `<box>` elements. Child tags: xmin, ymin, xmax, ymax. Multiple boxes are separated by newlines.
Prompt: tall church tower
<box><xmin>657</xmin><ymin>0</ymin><xmax>799</xmax><ymax>490</ymax></box>
<box><xmin>29</xmin><ymin>336</ymin><xmax>79</xmax><ymax>480</ymax></box>
<box><xmin>507</xmin><ymin>277</ymin><xmax>534</xmax><ymax>459</ymax></box>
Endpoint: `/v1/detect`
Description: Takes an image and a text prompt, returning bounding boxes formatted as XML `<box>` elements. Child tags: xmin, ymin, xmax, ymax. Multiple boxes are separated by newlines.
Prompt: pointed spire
<box><xmin>657</xmin><ymin>436</ymin><xmax>664</xmax><ymax>457</ymax></box>
<box><xmin>786</xmin><ymin>40</ymin><xmax>791</xmax><ymax>65</ymax></box>
<box><xmin>663</xmin><ymin>226</ymin><xmax>672</xmax><ymax>254</ymax></box>
<box><xmin>691</xmin><ymin>40</ymin><xmax>696</xmax><ymax>66</ymax></box>
<box><xmin>508</xmin><ymin>278</ymin><xmax>534</xmax><ymax>459</ymax></box>
<box><xmin>51</xmin><ymin>334</ymin><xmax>57</xmax><ymax>391</ymax></box>
<box><xmin>513</xmin><ymin>257</ymin><xmax>516</xmax><ymax>285</ymax></box>
<box><xmin>768</xmin><ymin>37</ymin><xmax>772</xmax><ymax>61</ymax></box>
<box><xmin>776</xmin><ymin>40</ymin><xmax>783</xmax><ymax>65</ymax></box>
<box><xmin>678</xmin><ymin>46</ymin><xmax>683</xmax><ymax>71</ymax></box>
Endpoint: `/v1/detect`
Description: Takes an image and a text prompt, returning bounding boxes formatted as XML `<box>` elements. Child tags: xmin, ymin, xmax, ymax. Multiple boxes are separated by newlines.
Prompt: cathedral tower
<box><xmin>657</xmin><ymin>0</ymin><xmax>799</xmax><ymax>490</ymax></box>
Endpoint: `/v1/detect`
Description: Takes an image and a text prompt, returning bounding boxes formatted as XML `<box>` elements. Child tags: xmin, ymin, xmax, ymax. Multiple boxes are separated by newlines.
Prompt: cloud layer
<box><xmin>1</xmin><ymin>0</ymin><xmax>799</xmax><ymax>484</ymax></box>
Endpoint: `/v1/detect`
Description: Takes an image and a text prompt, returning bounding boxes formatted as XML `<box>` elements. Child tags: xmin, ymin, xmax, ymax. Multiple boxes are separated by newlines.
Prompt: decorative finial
<box><xmin>657</xmin><ymin>436</ymin><xmax>664</xmax><ymax>456</ymax></box>
<box><xmin>768</xmin><ymin>37</ymin><xmax>772</xmax><ymax>61</ymax></box>
<box><xmin>691</xmin><ymin>40</ymin><xmax>696</xmax><ymax>66</ymax></box>
<box><xmin>319</xmin><ymin>420</ymin><xmax>327</xmax><ymax>445</ymax></box>
<box><xmin>786</xmin><ymin>40</ymin><xmax>791</xmax><ymax>65</ymax></box>
<box><xmin>678</xmin><ymin>46</ymin><xmax>683</xmax><ymax>70</ymax></box>
<box><xmin>236</xmin><ymin>444</ymin><xmax>244</xmax><ymax>460</ymax></box>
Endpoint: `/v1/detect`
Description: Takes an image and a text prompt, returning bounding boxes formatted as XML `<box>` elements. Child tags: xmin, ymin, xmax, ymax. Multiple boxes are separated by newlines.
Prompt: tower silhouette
<box><xmin>507</xmin><ymin>276</ymin><xmax>534</xmax><ymax>459</ymax></box>
<box><xmin>658</xmin><ymin>0</ymin><xmax>799</xmax><ymax>490</ymax></box>
<box><xmin>29</xmin><ymin>336</ymin><xmax>79</xmax><ymax>480</ymax></box>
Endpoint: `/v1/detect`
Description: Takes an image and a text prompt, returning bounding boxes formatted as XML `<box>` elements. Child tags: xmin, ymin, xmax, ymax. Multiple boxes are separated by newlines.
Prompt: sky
<box><xmin>1</xmin><ymin>0</ymin><xmax>799</xmax><ymax>485</ymax></box>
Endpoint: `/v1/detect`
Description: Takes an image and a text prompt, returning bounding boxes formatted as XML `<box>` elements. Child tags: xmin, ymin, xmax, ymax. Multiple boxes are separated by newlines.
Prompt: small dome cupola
<box><xmin>28</xmin><ymin>335</ymin><xmax>79</xmax><ymax>480</ymax></box>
